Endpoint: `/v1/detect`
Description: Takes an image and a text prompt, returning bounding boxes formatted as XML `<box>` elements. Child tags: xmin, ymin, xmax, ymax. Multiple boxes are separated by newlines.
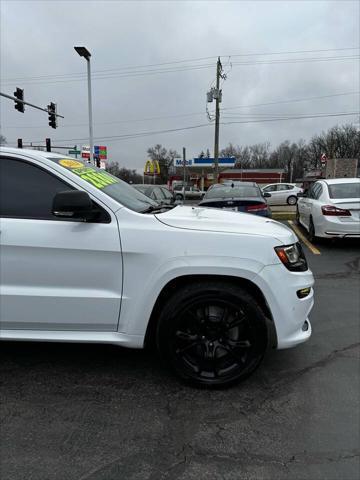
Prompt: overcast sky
<box><xmin>1</xmin><ymin>0</ymin><xmax>359</xmax><ymax>170</ymax></box>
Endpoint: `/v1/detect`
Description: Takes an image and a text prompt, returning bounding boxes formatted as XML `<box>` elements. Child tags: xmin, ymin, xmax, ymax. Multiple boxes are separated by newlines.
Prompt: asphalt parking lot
<box><xmin>1</xmin><ymin>228</ymin><xmax>359</xmax><ymax>480</ymax></box>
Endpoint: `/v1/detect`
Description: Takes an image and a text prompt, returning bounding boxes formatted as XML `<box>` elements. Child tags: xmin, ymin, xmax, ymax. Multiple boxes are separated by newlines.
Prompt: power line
<box><xmin>2</xmin><ymin>55</ymin><xmax>358</xmax><ymax>86</ymax></box>
<box><xmin>2</xmin><ymin>46</ymin><xmax>358</xmax><ymax>82</ymax></box>
<box><xmin>3</xmin><ymin>91</ymin><xmax>359</xmax><ymax>129</ymax></box>
<box><xmin>2</xmin><ymin>53</ymin><xmax>358</xmax><ymax>86</ymax></box>
<box><xmin>220</xmin><ymin>91</ymin><xmax>360</xmax><ymax>112</ymax></box>
<box><xmin>13</xmin><ymin>111</ymin><xmax>358</xmax><ymax>145</ymax></box>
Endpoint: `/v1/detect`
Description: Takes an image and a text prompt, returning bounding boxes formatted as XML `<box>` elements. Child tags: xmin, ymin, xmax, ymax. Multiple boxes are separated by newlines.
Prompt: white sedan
<box><xmin>262</xmin><ymin>183</ymin><xmax>303</xmax><ymax>205</ymax></box>
<box><xmin>297</xmin><ymin>178</ymin><xmax>360</xmax><ymax>241</ymax></box>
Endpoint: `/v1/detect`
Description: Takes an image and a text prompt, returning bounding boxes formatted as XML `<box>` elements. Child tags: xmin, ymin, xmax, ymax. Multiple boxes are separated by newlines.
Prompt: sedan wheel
<box><xmin>157</xmin><ymin>282</ymin><xmax>267</xmax><ymax>388</ymax></box>
<box><xmin>287</xmin><ymin>195</ymin><xmax>297</xmax><ymax>205</ymax></box>
<box><xmin>308</xmin><ymin>218</ymin><xmax>317</xmax><ymax>242</ymax></box>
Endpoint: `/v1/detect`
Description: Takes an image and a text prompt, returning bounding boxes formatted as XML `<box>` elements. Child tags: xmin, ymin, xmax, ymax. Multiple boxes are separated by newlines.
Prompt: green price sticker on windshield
<box><xmin>57</xmin><ymin>159</ymin><xmax>119</xmax><ymax>189</ymax></box>
<box><xmin>72</xmin><ymin>167</ymin><xmax>119</xmax><ymax>189</ymax></box>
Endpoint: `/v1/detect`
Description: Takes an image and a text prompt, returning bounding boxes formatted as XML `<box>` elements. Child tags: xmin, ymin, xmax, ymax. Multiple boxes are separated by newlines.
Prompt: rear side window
<box><xmin>0</xmin><ymin>157</ymin><xmax>73</xmax><ymax>219</ymax></box>
<box><xmin>263</xmin><ymin>185</ymin><xmax>276</xmax><ymax>192</ymax></box>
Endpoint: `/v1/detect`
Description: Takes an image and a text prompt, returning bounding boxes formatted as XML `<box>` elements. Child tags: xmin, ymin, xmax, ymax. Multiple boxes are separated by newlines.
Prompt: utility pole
<box><xmin>213</xmin><ymin>57</ymin><xmax>222</xmax><ymax>182</ymax></box>
<box><xmin>183</xmin><ymin>147</ymin><xmax>186</xmax><ymax>185</ymax></box>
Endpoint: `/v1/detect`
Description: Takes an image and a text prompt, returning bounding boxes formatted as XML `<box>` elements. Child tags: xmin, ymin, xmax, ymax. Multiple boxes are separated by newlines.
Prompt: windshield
<box><xmin>48</xmin><ymin>157</ymin><xmax>158</xmax><ymax>212</ymax></box>
<box><xmin>204</xmin><ymin>185</ymin><xmax>260</xmax><ymax>199</ymax></box>
<box><xmin>328</xmin><ymin>183</ymin><xmax>360</xmax><ymax>199</ymax></box>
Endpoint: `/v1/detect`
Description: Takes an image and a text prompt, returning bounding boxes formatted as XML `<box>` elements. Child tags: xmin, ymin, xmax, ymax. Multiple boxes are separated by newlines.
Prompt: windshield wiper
<box><xmin>141</xmin><ymin>204</ymin><xmax>175</xmax><ymax>214</ymax></box>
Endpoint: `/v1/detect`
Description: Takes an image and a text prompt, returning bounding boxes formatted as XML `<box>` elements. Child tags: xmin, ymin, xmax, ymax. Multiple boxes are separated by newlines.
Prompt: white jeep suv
<box><xmin>0</xmin><ymin>148</ymin><xmax>314</xmax><ymax>387</ymax></box>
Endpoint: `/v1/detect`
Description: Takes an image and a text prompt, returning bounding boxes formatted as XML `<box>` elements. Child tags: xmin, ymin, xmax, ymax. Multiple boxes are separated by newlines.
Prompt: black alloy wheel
<box><xmin>156</xmin><ymin>282</ymin><xmax>267</xmax><ymax>388</ymax></box>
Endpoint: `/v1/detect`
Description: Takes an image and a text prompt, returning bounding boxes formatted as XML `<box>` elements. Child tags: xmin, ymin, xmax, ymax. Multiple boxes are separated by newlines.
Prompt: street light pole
<box><xmin>86</xmin><ymin>58</ymin><xmax>94</xmax><ymax>165</ymax></box>
<box><xmin>74</xmin><ymin>46</ymin><xmax>94</xmax><ymax>164</ymax></box>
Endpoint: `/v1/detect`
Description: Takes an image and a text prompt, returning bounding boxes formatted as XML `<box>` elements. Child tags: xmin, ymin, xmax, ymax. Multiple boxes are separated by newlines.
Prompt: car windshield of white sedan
<box><xmin>205</xmin><ymin>186</ymin><xmax>259</xmax><ymax>199</ymax></box>
<box><xmin>48</xmin><ymin>157</ymin><xmax>158</xmax><ymax>212</ymax></box>
<box><xmin>328</xmin><ymin>183</ymin><xmax>360</xmax><ymax>199</ymax></box>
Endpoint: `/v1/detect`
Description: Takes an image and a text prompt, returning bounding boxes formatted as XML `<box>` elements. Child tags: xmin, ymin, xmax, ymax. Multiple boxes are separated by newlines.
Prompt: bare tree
<box><xmin>106</xmin><ymin>162</ymin><xmax>142</xmax><ymax>184</ymax></box>
<box><xmin>147</xmin><ymin>144</ymin><xmax>180</xmax><ymax>183</ymax></box>
<box><xmin>220</xmin><ymin>143</ymin><xmax>251</xmax><ymax>168</ymax></box>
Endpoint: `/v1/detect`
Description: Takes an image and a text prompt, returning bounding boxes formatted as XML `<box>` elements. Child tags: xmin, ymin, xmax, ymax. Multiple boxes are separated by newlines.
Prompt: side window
<box><xmin>314</xmin><ymin>184</ymin><xmax>323</xmax><ymax>200</ymax></box>
<box><xmin>287</xmin><ymin>185</ymin><xmax>295</xmax><ymax>190</ymax></box>
<box><xmin>161</xmin><ymin>188</ymin><xmax>172</xmax><ymax>199</ymax></box>
<box><xmin>307</xmin><ymin>184</ymin><xmax>315</xmax><ymax>199</ymax></box>
<box><xmin>264</xmin><ymin>185</ymin><xmax>276</xmax><ymax>192</ymax></box>
<box><xmin>277</xmin><ymin>184</ymin><xmax>289</xmax><ymax>191</ymax></box>
<box><xmin>0</xmin><ymin>158</ymin><xmax>73</xmax><ymax>220</ymax></box>
<box><xmin>155</xmin><ymin>187</ymin><xmax>166</xmax><ymax>200</ymax></box>
<box><xmin>309</xmin><ymin>183</ymin><xmax>320</xmax><ymax>199</ymax></box>
<box><xmin>151</xmin><ymin>188</ymin><xmax>163</xmax><ymax>201</ymax></box>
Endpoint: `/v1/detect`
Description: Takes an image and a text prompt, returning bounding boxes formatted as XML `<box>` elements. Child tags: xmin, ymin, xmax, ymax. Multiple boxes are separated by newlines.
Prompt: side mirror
<box><xmin>297</xmin><ymin>192</ymin><xmax>306</xmax><ymax>198</ymax></box>
<box><xmin>263</xmin><ymin>192</ymin><xmax>271</xmax><ymax>198</ymax></box>
<box><xmin>52</xmin><ymin>190</ymin><xmax>93</xmax><ymax>220</ymax></box>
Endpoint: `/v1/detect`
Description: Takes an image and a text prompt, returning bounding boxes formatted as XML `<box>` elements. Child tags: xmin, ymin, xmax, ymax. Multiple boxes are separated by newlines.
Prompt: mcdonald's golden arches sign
<box><xmin>144</xmin><ymin>159</ymin><xmax>161</xmax><ymax>176</ymax></box>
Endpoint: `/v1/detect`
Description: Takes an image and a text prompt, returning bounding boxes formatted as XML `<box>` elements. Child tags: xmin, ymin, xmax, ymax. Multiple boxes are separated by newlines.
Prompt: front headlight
<box><xmin>274</xmin><ymin>242</ymin><xmax>308</xmax><ymax>272</ymax></box>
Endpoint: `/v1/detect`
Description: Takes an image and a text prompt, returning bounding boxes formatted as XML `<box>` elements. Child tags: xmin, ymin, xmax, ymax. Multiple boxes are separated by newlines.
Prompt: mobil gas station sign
<box><xmin>174</xmin><ymin>157</ymin><xmax>235</xmax><ymax>168</ymax></box>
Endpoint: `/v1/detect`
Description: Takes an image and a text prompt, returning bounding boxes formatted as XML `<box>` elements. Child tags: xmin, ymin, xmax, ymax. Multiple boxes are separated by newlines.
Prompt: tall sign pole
<box><xmin>183</xmin><ymin>147</ymin><xmax>186</xmax><ymax>185</ymax></box>
<box><xmin>214</xmin><ymin>57</ymin><xmax>221</xmax><ymax>182</ymax></box>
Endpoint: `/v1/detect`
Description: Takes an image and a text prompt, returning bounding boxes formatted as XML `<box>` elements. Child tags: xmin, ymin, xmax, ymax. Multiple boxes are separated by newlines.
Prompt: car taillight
<box><xmin>246</xmin><ymin>203</ymin><xmax>268</xmax><ymax>212</ymax></box>
<box><xmin>321</xmin><ymin>205</ymin><xmax>351</xmax><ymax>216</ymax></box>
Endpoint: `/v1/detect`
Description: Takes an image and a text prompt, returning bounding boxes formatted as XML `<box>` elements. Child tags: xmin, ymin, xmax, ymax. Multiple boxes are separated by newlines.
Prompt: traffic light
<box><xmin>17</xmin><ymin>138</ymin><xmax>23</xmax><ymax>148</ymax></box>
<box><xmin>47</xmin><ymin>102</ymin><xmax>57</xmax><ymax>129</ymax></box>
<box><xmin>46</xmin><ymin>138</ymin><xmax>51</xmax><ymax>152</ymax></box>
<box><xmin>14</xmin><ymin>88</ymin><xmax>25</xmax><ymax>113</ymax></box>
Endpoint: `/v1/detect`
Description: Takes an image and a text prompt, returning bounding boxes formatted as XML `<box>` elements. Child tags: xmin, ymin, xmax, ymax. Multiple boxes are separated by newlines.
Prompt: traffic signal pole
<box><xmin>0</xmin><ymin>92</ymin><xmax>64</xmax><ymax>120</ymax></box>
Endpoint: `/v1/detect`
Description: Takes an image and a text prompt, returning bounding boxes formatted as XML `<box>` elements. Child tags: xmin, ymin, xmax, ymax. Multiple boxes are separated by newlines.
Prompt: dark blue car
<box><xmin>199</xmin><ymin>182</ymin><xmax>272</xmax><ymax>217</ymax></box>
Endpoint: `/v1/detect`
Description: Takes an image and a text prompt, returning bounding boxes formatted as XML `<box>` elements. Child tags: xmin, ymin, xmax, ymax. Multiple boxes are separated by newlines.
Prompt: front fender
<box><xmin>119</xmin><ymin>255</ymin><xmax>266</xmax><ymax>338</ymax></box>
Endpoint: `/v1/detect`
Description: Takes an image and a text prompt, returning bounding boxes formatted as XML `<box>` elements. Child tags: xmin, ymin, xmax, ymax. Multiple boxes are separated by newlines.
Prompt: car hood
<box><xmin>155</xmin><ymin>205</ymin><xmax>297</xmax><ymax>244</ymax></box>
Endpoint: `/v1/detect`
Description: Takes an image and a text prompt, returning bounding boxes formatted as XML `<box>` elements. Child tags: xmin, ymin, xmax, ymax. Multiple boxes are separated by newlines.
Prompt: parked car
<box><xmin>297</xmin><ymin>178</ymin><xmax>360</xmax><ymax>241</ymax></box>
<box><xmin>133</xmin><ymin>184</ymin><xmax>175</xmax><ymax>206</ymax></box>
<box><xmin>262</xmin><ymin>183</ymin><xmax>303</xmax><ymax>205</ymax></box>
<box><xmin>199</xmin><ymin>182</ymin><xmax>272</xmax><ymax>217</ymax></box>
<box><xmin>173</xmin><ymin>185</ymin><xmax>205</xmax><ymax>201</ymax></box>
<box><xmin>0</xmin><ymin>148</ymin><xmax>314</xmax><ymax>388</ymax></box>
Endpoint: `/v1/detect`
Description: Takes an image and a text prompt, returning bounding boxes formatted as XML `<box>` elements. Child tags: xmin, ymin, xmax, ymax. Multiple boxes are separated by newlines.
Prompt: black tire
<box><xmin>308</xmin><ymin>217</ymin><xmax>317</xmax><ymax>243</ymax></box>
<box><xmin>175</xmin><ymin>194</ymin><xmax>183</xmax><ymax>201</ymax></box>
<box><xmin>156</xmin><ymin>281</ymin><xmax>267</xmax><ymax>388</ymax></box>
<box><xmin>287</xmin><ymin>195</ymin><xmax>297</xmax><ymax>206</ymax></box>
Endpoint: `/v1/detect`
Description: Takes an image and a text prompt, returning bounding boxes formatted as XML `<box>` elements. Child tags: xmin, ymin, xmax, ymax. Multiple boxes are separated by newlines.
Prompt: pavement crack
<box><xmin>286</xmin><ymin>342</ymin><xmax>360</xmax><ymax>378</ymax></box>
